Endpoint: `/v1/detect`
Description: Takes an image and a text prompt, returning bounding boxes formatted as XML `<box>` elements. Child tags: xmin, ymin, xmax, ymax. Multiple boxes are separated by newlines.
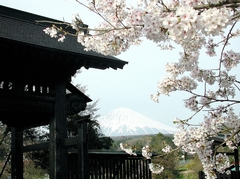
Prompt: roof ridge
<box><xmin>0</xmin><ymin>5</ymin><xmax>83</xmax><ymax>37</ymax></box>
<box><xmin>0</xmin><ymin>5</ymin><xmax>67</xmax><ymax>27</ymax></box>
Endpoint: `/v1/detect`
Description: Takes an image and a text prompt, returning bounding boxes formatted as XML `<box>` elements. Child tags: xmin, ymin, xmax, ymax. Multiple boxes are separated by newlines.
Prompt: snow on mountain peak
<box><xmin>97</xmin><ymin>107</ymin><xmax>178</xmax><ymax>136</ymax></box>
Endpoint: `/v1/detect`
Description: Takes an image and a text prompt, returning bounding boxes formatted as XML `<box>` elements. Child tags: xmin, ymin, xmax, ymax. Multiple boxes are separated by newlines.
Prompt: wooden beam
<box><xmin>61</xmin><ymin>137</ymin><xmax>79</xmax><ymax>146</ymax></box>
<box><xmin>22</xmin><ymin>137</ymin><xmax>81</xmax><ymax>153</ymax></box>
<box><xmin>22</xmin><ymin>142</ymin><xmax>49</xmax><ymax>153</ymax></box>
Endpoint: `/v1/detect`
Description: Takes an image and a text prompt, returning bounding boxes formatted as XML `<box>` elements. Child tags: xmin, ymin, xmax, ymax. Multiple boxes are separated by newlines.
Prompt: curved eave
<box><xmin>0</xmin><ymin>37</ymin><xmax>127</xmax><ymax>84</ymax></box>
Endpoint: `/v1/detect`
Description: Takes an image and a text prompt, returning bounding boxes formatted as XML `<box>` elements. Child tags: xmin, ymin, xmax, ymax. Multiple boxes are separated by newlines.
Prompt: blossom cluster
<box><xmin>142</xmin><ymin>145</ymin><xmax>152</xmax><ymax>159</ymax></box>
<box><xmin>149</xmin><ymin>163</ymin><xmax>164</xmax><ymax>174</ymax></box>
<box><xmin>44</xmin><ymin>0</ymin><xmax>236</xmax><ymax>56</ymax></box>
<box><xmin>222</xmin><ymin>50</ymin><xmax>240</xmax><ymax>71</ymax></box>
<box><xmin>162</xmin><ymin>145</ymin><xmax>172</xmax><ymax>153</ymax></box>
<box><xmin>173</xmin><ymin>106</ymin><xmax>240</xmax><ymax>179</ymax></box>
<box><xmin>43</xmin><ymin>27</ymin><xmax>66</xmax><ymax>42</ymax></box>
<box><xmin>120</xmin><ymin>143</ymin><xmax>164</xmax><ymax>174</ymax></box>
<box><xmin>119</xmin><ymin>143</ymin><xmax>137</xmax><ymax>156</ymax></box>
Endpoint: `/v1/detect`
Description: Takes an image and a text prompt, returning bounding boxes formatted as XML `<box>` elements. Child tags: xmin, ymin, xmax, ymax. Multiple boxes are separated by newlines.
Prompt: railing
<box><xmin>199</xmin><ymin>171</ymin><xmax>240</xmax><ymax>179</ymax></box>
<box><xmin>69</xmin><ymin>151</ymin><xmax>152</xmax><ymax>179</ymax></box>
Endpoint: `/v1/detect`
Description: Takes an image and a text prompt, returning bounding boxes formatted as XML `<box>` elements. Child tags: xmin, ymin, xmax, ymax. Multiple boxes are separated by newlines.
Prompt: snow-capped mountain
<box><xmin>97</xmin><ymin>107</ymin><xmax>178</xmax><ymax>136</ymax></box>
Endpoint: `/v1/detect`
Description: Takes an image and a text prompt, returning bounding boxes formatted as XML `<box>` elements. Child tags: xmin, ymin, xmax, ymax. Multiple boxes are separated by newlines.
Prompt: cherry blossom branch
<box><xmin>219</xmin><ymin>22</ymin><xmax>237</xmax><ymax>76</ymax></box>
<box><xmin>194</xmin><ymin>0</ymin><xmax>240</xmax><ymax>10</ymax></box>
<box><xmin>159</xmin><ymin>0</ymin><xmax>171</xmax><ymax>12</ymax></box>
<box><xmin>191</xmin><ymin>93</ymin><xmax>240</xmax><ymax>104</ymax></box>
<box><xmin>180</xmin><ymin>105</ymin><xmax>204</xmax><ymax>124</ymax></box>
<box><xmin>213</xmin><ymin>128</ymin><xmax>240</xmax><ymax>152</ymax></box>
<box><xmin>75</xmin><ymin>0</ymin><xmax>116</xmax><ymax>28</ymax></box>
<box><xmin>37</xmin><ymin>20</ymin><xmax>133</xmax><ymax>37</ymax></box>
<box><xmin>234</xmin><ymin>82</ymin><xmax>240</xmax><ymax>91</ymax></box>
<box><xmin>153</xmin><ymin>147</ymin><xmax>180</xmax><ymax>159</ymax></box>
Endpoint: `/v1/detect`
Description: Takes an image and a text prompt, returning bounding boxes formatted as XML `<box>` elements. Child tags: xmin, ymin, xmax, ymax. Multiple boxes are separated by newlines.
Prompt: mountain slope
<box><xmin>97</xmin><ymin>107</ymin><xmax>178</xmax><ymax>136</ymax></box>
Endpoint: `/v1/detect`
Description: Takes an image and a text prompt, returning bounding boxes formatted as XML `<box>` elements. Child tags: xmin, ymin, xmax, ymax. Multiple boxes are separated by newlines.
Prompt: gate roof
<box><xmin>0</xmin><ymin>5</ymin><xmax>128</xmax><ymax>84</ymax></box>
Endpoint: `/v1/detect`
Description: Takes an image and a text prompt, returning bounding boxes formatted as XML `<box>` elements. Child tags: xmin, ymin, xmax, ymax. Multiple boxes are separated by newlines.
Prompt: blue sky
<box><xmin>1</xmin><ymin>0</ymin><xmax>239</xmax><ymax>128</ymax></box>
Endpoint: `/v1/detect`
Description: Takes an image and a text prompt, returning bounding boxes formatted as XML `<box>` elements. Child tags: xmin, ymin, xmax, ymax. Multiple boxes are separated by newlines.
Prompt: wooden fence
<box><xmin>199</xmin><ymin>171</ymin><xmax>240</xmax><ymax>179</ymax></box>
<box><xmin>69</xmin><ymin>150</ymin><xmax>152</xmax><ymax>179</ymax></box>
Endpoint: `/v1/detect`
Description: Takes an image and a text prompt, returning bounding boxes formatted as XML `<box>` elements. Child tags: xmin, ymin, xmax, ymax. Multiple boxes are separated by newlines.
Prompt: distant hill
<box><xmin>111</xmin><ymin>134</ymin><xmax>174</xmax><ymax>141</ymax></box>
<box><xmin>97</xmin><ymin>107</ymin><xmax>178</xmax><ymax>136</ymax></box>
<box><xmin>110</xmin><ymin>133</ymin><xmax>176</xmax><ymax>153</ymax></box>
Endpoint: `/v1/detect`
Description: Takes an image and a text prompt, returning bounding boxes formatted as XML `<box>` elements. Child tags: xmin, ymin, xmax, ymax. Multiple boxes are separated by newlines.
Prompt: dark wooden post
<box><xmin>49</xmin><ymin>82</ymin><xmax>68</xmax><ymax>179</ymax></box>
<box><xmin>11</xmin><ymin>127</ymin><xmax>23</xmax><ymax>179</ymax></box>
<box><xmin>76</xmin><ymin>115</ymin><xmax>91</xmax><ymax>179</ymax></box>
<box><xmin>234</xmin><ymin>147</ymin><xmax>239</xmax><ymax>179</ymax></box>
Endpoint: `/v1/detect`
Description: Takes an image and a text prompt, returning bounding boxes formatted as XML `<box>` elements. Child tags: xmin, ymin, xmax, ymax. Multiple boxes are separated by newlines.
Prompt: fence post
<box><xmin>76</xmin><ymin>115</ymin><xmax>91</xmax><ymax>179</ymax></box>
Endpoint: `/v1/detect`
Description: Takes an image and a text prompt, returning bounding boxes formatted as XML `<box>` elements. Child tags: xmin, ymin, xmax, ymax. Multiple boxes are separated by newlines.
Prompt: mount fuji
<box><xmin>97</xmin><ymin>107</ymin><xmax>178</xmax><ymax>136</ymax></box>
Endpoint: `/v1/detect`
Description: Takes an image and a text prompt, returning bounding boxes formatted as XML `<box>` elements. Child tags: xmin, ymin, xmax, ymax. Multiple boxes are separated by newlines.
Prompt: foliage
<box><xmin>185</xmin><ymin>154</ymin><xmax>203</xmax><ymax>172</ymax></box>
<box><xmin>177</xmin><ymin>171</ymin><xmax>199</xmax><ymax>179</ymax></box>
<box><xmin>150</xmin><ymin>133</ymin><xmax>180</xmax><ymax>179</ymax></box>
<box><xmin>22</xmin><ymin>126</ymin><xmax>50</xmax><ymax>172</ymax></box>
<box><xmin>23</xmin><ymin>160</ymin><xmax>48</xmax><ymax>179</ymax></box>
<box><xmin>176</xmin><ymin>154</ymin><xmax>204</xmax><ymax>179</ymax></box>
<box><xmin>43</xmin><ymin>0</ymin><xmax>240</xmax><ymax>178</ymax></box>
<box><xmin>150</xmin><ymin>133</ymin><xmax>175</xmax><ymax>154</ymax></box>
<box><xmin>0</xmin><ymin>123</ymin><xmax>11</xmax><ymax>178</ymax></box>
